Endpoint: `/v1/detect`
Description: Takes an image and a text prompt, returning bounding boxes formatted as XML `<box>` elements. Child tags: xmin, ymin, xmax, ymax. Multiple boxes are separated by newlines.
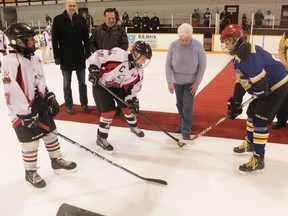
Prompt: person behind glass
<box><xmin>45</xmin><ymin>14</ymin><xmax>52</xmax><ymax>25</ymax></box>
<box><xmin>132</xmin><ymin>12</ymin><xmax>141</xmax><ymax>33</ymax></box>
<box><xmin>150</xmin><ymin>13</ymin><xmax>160</xmax><ymax>33</ymax></box>
<box><xmin>203</xmin><ymin>8</ymin><xmax>212</xmax><ymax>27</ymax></box>
<box><xmin>166</xmin><ymin>23</ymin><xmax>207</xmax><ymax>140</ymax></box>
<box><xmin>1</xmin><ymin>23</ymin><xmax>77</xmax><ymax>190</ymax></box>
<box><xmin>192</xmin><ymin>9</ymin><xmax>201</xmax><ymax>27</ymax></box>
<box><xmin>86</xmin><ymin>41</ymin><xmax>152</xmax><ymax>154</ymax></box>
<box><xmin>121</xmin><ymin>12</ymin><xmax>130</xmax><ymax>28</ymax></box>
<box><xmin>220</xmin><ymin>9</ymin><xmax>230</xmax><ymax>33</ymax></box>
<box><xmin>141</xmin><ymin>12</ymin><xmax>150</xmax><ymax>33</ymax></box>
<box><xmin>254</xmin><ymin>9</ymin><xmax>264</xmax><ymax>28</ymax></box>
<box><xmin>241</xmin><ymin>13</ymin><xmax>249</xmax><ymax>31</ymax></box>
<box><xmin>52</xmin><ymin>0</ymin><xmax>91</xmax><ymax>115</ymax></box>
<box><xmin>42</xmin><ymin>25</ymin><xmax>54</xmax><ymax>64</ymax></box>
<box><xmin>272</xmin><ymin>31</ymin><xmax>288</xmax><ymax>129</ymax></box>
<box><xmin>264</xmin><ymin>10</ymin><xmax>273</xmax><ymax>28</ymax></box>
<box><xmin>220</xmin><ymin>24</ymin><xmax>288</xmax><ymax>173</ymax></box>
<box><xmin>89</xmin><ymin>7</ymin><xmax>128</xmax><ymax>117</ymax></box>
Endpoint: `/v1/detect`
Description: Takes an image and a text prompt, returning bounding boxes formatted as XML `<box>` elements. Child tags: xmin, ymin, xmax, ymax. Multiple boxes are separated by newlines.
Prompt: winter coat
<box><xmin>52</xmin><ymin>10</ymin><xmax>90</xmax><ymax>71</ymax></box>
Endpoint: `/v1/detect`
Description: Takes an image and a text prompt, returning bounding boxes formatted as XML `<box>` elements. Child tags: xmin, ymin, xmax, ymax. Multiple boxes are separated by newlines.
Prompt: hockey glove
<box><xmin>227</xmin><ymin>97</ymin><xmax>243</xmax><ymax>120</ymax></box>
<box><xmin>45</xmin><ymin>92</ymin><xmax>60</xmax><ymax>117</ymax></box>
<box><xmin>17</xmin><ymin>112</ymin><xmax>39</xmax><ymax>128</ymax></box>
<box><xmin>127</xmin><ymin>97</ymin><xmax>140</xmax><ymax>114</ymax></box>
<box><xmin>88</xmin><ymin>64</ymin><xmax>101</xmax><ymax>87</ymax></box>
<box><xmin>253</xmin><ymin>84</ymin><xmax>271</xmax><ymax>99</ymax></box>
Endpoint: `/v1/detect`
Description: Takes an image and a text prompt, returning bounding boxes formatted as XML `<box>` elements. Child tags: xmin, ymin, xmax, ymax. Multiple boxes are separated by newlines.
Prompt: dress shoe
<box><xmin>81</xmin><ymin>105</ymin><xmax>90</xmax><ymax>113</ymax></box>
<box><xmin>272</xmin><ymin>122</ymin><xmax>286</xmax><ymax>129</ymax></box>
<box><xmin>66</xmin><ymin>107</ymin><xmax>75</xmax><ymax>115</ymax></box>
<box><xmin>175</xmin><ymin>126</ymin><xmax>182</xmax><ymax>133</ymax></box>
<box><xmin>182</xmin><ymin>133</ymin><xmax>190</xmax><ymax>140</ymax></box>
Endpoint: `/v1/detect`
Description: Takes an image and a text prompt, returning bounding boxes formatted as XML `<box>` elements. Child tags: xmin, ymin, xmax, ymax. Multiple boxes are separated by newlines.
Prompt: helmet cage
<box><xmin>220</xmin><ymin>24</ymin><xmax>244</xmax><ymax>55</ymax></box>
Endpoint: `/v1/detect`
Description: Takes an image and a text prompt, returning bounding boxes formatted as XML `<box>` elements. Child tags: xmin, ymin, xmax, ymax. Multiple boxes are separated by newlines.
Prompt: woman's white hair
<box><xmin>177</xmin><ymin>23</ymin><xmax>193</xmax><ymax>39</ymax></box>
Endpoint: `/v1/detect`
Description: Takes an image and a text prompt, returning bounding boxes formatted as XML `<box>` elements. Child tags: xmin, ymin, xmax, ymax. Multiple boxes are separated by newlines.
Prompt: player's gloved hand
<box><xmin>45</xmin><ymin>92</ymin><xmax>60</xmax><ymax>117</ymax></box>
<box><xmin>54</xmin><ymin>58</ymin><xmax>60</xmax><ymax>65</ymax></box>
<box><xmin>227</xmin><ymin>97</ymin><xmax>242</xmax><ymax>120</ymax></box>
<box><xmin>88</xmin><ymin>64</ymin><xmax>101</xmax><ymax>87</ymax></box>
<box><xmin>127</xmin><ymin>97</ymin><xmax>140</xmax><ymax>114</ymax></box>
<box><xmin>17</xmin><ymin>112</ymin><xmax>39</xmax><ymax>128</ymax></box>
<box><xmin>253</xmin><ymin>84</ymin><xmax>271</xmax><ymax>99</ymax></box>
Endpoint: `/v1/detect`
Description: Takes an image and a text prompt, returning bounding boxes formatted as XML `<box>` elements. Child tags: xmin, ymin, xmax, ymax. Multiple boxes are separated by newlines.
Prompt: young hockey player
<box><xmin>42</xmin><ymin>25</ymin><xmax>54</xmax><ymax>64</ymax></box>
<box><xmin>220</xmin><ymin>24</ymin><xmax>288</xmax><ymax>173</ymax></box>
<box><xmin>86</xmin><ymin>41</ymin><xmax>152</xmax><ymax>154</ymax></box>
<box><xmin>1</xmin><ymin>23</ymin><xmax>77</xmax><ymax>189</ymax></box>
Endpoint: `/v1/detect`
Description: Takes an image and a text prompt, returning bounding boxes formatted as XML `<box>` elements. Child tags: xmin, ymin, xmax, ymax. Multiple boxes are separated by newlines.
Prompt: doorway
<box><xmin>224</xmin><ymin>5</ymin><xmax>239</xmax><ymax>25</ymax></box>
<box><xmin>280</xmin><ymin>5</ymin><xmax>288</xmax><ymax>28</ymax></box>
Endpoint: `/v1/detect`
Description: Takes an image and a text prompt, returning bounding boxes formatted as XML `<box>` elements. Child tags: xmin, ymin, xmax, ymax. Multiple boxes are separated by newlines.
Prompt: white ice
<box><xmin>0</xmin><ymin>51</ymin><xmax>287</xmax><ymax>216</ymax></box>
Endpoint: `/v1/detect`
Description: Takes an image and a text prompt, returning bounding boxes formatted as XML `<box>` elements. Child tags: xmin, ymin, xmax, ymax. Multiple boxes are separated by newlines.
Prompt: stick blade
<box><xmin>56</xmin><ymin>203</ymin><xmax>104</xmax><ymax>216</ymax></box>
<box><xmin>144</xmin><ymin>177</ymin><xmax>168</xmax><ymax>185</ymax></box>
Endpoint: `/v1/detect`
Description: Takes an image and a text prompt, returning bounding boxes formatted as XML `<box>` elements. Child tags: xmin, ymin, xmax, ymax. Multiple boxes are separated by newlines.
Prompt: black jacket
<box><xmin>52</xmin><ymin>10</ymin><xmax>90</xmax><ymax>71</ymax></box>
<box><xmin>89</xmin><ymin>23</ymin><xmax>128</xmax><ymax>53</ymax></box>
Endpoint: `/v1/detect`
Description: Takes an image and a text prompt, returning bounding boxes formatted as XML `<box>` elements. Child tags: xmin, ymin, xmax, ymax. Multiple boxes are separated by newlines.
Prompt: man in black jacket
<box><xmin>89</xmin><ymin>7</ymin><xmax>128</xmax><ymax>116</ymax></box>
<box><xmin>52</xmin><ymin>0</ymin><xmax>91</xmax><ymax>115</ymax></box>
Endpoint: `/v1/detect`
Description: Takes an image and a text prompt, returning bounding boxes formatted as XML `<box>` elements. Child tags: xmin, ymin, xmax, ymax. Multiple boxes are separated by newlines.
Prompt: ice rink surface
<box><xmin>0</xmin><ymin>51</ymin><xmax>287</xmax><ymax>216</ymax></box>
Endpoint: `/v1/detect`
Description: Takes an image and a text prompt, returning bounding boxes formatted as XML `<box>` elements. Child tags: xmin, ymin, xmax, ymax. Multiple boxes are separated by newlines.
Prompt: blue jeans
<box><xmin>62</xmin><ymin>70</ymin><xmax>88</xmax><ymax>108</ymax></box>
<box><xmin>174</xmin><ymin>83</ymin><xmax>195</xmax><ymax>135</ymax></box>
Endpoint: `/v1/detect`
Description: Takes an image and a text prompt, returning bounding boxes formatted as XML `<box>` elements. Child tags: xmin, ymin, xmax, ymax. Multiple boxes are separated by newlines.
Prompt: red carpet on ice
<box><xmin>55</xmin><ymin>61</ymin><xmax>287</xmax><ymax>144</ymax></box>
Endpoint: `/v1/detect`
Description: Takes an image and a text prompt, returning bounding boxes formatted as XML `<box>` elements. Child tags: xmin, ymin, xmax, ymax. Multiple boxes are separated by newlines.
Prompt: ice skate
<box><xmin>51</xmin><ymin>157</ymin><xmax>77</xmax><ymax>174</ymax></box>
<box><xmin>233</xmin><ymin>139</ymin><xmax>254</xmax><ymax>155</ymax></box>
<box><xmin>25</xmin><ymin>169</ymin><xmax>46</xmax><ymax>190</ymax></box>
<box><xmin>96</xmin><ymin>135</ymin><xmax>114</xmax><ymax>154</ymax></box>
<box><xmin>239</xmin><ymin>154</ymin><xmax>265</xmax><ymax>174</ymax></box>
<box><xmin>130</xmin><ymin>126</ymin><xmax>145</xmax><ymax>138</ymax></box>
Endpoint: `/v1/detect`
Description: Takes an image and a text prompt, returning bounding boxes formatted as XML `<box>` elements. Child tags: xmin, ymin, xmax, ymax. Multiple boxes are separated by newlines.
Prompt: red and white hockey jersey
<box><xmin>1</xmin><ymin>52</ymin><xmax>48</xmax><ymax>124</ymax></box>
<box><xmin>86</xmin><ymin>47</ymin><xmax>144</xmax><ymax>101</ymax></box>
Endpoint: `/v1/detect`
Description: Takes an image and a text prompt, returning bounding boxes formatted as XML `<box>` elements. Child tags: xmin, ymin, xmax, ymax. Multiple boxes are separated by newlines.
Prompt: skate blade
<box><xmin>233</xmin><ymin>151</ymin><xmax>254</xmax><ymax>156</ymax></box>
<box><xmin>95</xmin><ymin>146</ymin><xmax>114</xmax><ymax>155</ymax></box>
<box><xmin>26</xmin><ymin>182</ymin><xmax>46</xmax><ymax>192</ymax></box>
<box><xmin>238</xmin><ymin>169</ymin><xmax>264</xmax><ymax>175</ymax></box>
<box><xmin>54</xmin><ymin>168</ymin><xmax>78</xmax><ymax>175</ymax></box>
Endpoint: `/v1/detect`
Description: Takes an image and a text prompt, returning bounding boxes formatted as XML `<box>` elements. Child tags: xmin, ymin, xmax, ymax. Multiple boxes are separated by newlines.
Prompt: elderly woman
<box><xmin>165</xmin><ymin>23</ymin><xmax>207</xmax><ymax>140</ymax></box>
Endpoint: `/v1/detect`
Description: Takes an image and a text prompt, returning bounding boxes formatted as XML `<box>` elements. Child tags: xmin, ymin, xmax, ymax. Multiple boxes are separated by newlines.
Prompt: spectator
<box><xmin>203</xmin><ymin>8</ymin><xmax>212</xmax><ymax>27</ymax></box>
<box><xmin>264</xmin><ymin>10</ymin><xmax>273</xmax><ymax>28</ymax></box>
<box><xmin>132</xmin><ymin>12</ymin><xmax>141</xmax><ymax>33</ymax></box>
<box><xmin>220</xmin><ymin>9</ymin><xmax>230</xmax><ymax>33</ymax></box>
<box><xmin>86</xmin><ymin>41</ymin><xmax>152</xmax><ymax>154</ymax></box>
<box><xmin>142</xmin><ymin>12</ymin><xmax>150</xmax><ymax>33</ymax></box>
<box><xmin>150</xmin><ymin>12</ymin><xmax>160</xmax><ymax>33</ymax></box>
<box><xmin>121</xmin><ymin>12</ymin><xmax>130</xmax><ymax>28</ymax></box>
<box><xmin>45</xmin><ymin>14</ymin><xmax>52</xmax><ymax>25</ymax></box>
<box><xmin>42</xmin><ymin>25</ymin><xmax>54</xmax><ymax>64</ymax></box>
<box><xmin>113</xmin><ymin>8</ymin><xmax>120</xmax><ymax>25</ymax></box>
<box><xmin>89</xmin><ymin>7</ymin><xmax>128</xmax><ymax>117</ymax></box>
<box><xmin>254</xmin><ymin>10</ymin><xmax>264</xmax><ymax>28</ymax></box>
<box><xmin>2</xmin><ymin>23</ymin><xmax>77</xmax><ymax>189</ymax></box>
<box><xmin>272</xmin><ymin>31</ymin><xmax>288</xmax><ymax>129</ymax></box>
<box><xmin>165</xmin><ymin>23</ymin><xmax>207</xmax><ymax>140</ymax></box>
<box><xmin>241</xmin><ymin>13</ymin><xmax>249</xmax><ymax>31</ymax></box>
<box><xmin>52</xmin><ymin>0</ymin><xmax>91</xmax><ymax>115</ymax></box>
<box><xmin>220</xmin><ymin>24</ymin><xmax>288</xmax><ymax>173</ymax></box>
<box><xmin>192</xmin><ymin>9</ymin><xmax>201</xmax><ymax>27</ymax></box>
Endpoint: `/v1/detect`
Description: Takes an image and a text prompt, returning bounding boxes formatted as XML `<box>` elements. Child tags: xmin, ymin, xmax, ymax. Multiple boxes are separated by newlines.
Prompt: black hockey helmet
<box><xmin>6</xmin><ymin>23</ymin><xmax>37</xmax><ymax>55</ymax></box>
<box><xmin>131</xmin><ymin>41</ymin><xmax>152</xmax><ymax>68</ymax></box>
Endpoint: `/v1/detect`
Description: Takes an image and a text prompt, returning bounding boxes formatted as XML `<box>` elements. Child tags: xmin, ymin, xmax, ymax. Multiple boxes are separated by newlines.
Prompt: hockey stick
<box><xmin>38</xmin><ymin>122</ymin><xmax>168</xmax><ymax>186</ymax></box>
<box><xmin>97</xmin><ymin>82</ymin><xmax>187</xmax><ymax>146</ymax></box>
<box><xmin>178</xmin><ymin>95</ymin><xmax>257</xmax><ymax>147</ymax></box>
